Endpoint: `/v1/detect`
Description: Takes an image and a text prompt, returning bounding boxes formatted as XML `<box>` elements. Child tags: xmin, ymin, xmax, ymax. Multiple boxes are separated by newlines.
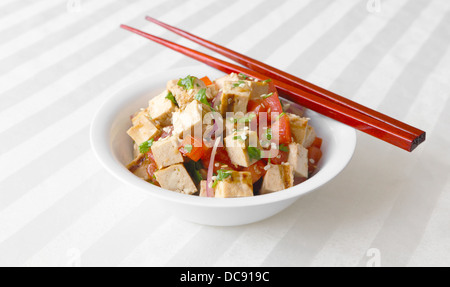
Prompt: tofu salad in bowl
<box><xmin>126</xmin><ymin>72</ymin><xmax>322</xmax><ymax>198</ymax></box>
<box><xmin>91</xmin><ymin>66</ymin><xmax>356</xmax><ymax>226</ymax></box>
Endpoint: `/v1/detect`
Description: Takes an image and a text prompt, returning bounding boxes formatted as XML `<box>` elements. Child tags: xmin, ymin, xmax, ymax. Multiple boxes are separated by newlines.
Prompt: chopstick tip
<box><xmin>120</xmin><ymin>24</ymin><xmax>133</xmax><ymax>31</ymax></box>
<box><xmin>145</xmin><ymin>16</ymin><xmax>157</xmax><ymax>23</ymax></box>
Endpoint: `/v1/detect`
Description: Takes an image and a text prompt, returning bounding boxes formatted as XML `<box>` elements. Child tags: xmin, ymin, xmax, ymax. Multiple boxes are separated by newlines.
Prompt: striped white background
<box><xmin>0</xmin><ymin>0</ymin><xmax>449</xmax><ymax>267</ymax></box>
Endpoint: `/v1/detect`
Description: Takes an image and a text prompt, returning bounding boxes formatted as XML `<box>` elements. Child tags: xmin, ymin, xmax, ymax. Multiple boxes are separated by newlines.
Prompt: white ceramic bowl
<box><xmin>90</xmin><ymin>66</ymin><xmax>356</xmax><ymax>226</ymax></box>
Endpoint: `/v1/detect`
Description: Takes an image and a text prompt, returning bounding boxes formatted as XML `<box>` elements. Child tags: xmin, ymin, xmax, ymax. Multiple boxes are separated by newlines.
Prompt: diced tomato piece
<box><xmin>241</xmin><ymin>160</ymin><xmax>267</xmax><ymax>183</ymax></box>
<box><xmin>179</xmin><ymin>136</ymin><xmax>208</xmax><ymax>162</ymax></box>
<box><xmin>201</xmin><ymin>146</ymin><xmax>238</xmax><ymax>174</ymax></box>
<box><xmin>264</xmin><ymin>149</ymin><xmax>290</xmax><ymax>165</ymax></box>
<box><xmin>311</xmin><ymin>137</ymin><xmax>323</xmax><ymax>149</ymax></box>
<box><xmin>248</xmin><ymin>88</ymin><xmax>292</xmax><ymax>144</ymax></box>
<box><xmin>264</xmin><ymin>90</ymin><xmax>283</xmax><ymax>114</ymax></box>
<box><xmin>271</xmin><ymin>113</ymin><xmax>292</xmax><ymax>144</ymax></box>
<box><xmin>145</xmin><ymin>151</ymin><xmax>159</xmax><ymax>185</ymax></box>
<box><xmin>248</xmin><ymin>98</ymin><xmax>266</xmax><ymax>113</ymax></box>
<box><xmin>307</xmin><ymin>146</ymin><xmax>322</xmax><ymax>174</ymax></box>
<box><xmin>200</xmin><ymin>76</ymin><xmax>213</xmax><ymax>86</ymax></box>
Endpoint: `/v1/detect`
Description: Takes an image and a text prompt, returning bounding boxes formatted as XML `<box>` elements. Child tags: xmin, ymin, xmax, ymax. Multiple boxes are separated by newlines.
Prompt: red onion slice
<box><xmin>206</xmin><ymin>137</ymin><xmax>221</xmax><ymax>197</ymax></box>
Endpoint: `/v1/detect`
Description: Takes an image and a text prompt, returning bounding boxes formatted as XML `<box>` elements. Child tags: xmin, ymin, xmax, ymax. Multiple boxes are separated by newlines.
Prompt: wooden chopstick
<box><xmin>145</xmin><ymin>16</ymin><xmax>426</xmax><ymax>147</ymax></box>
<box><xmin>120</xmin><ymin>24</ymin><xmax>425</xmax><ymax>152</ymax></box>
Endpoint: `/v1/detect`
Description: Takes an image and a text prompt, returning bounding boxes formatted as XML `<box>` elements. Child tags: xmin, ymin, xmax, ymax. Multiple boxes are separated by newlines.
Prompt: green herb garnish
<box><xmin>195</xmin><ymin>89</ymin><xmax>209</xmax><ymax>105</ymax></box>
<box><xmin>279</xmin><ymin>144</ymin><xmax>289</xmax><ymax>152</ymax></box>
<box><xmin>261</xmin><ymin>92</ymin><xmax>274</xmax><ymax>99</ymax></box>
<box><xmin>233</xmin><ymin>134</ymin><xmax>247</xmax><ymax>141</ymax></box>
<box><xmin>185</xmin><ymin>160</ymin><xmax>204</xmax><ymax>185</ymax></box>
<box><xmin>177</xmin><ymin>75</ymin><xmax>196</xmax><ymax>90</ymax></box>
<box><xmin>212</xmin><ymin>170</ymin><xmax>233</xmax><ymax>188</ymax></box>
<box><xmin>139</xmin><ymin>138</ymin><xmax>154</xmax><ymax>154</ymax></box>
<box><xmin>277</xmin><ymin>112</ymin><xmax>286</xmax><ymax>120</ymax></box>
<box><xmin>165</xmin><ymin>91</ymin><xmax>178</xmax><ymax>107</ymax></box>
<box><xmin>234</xmin><ymin>113</ymin><xmax>256</xmax><ymax>124</ymax></box>
<box><xmin>264</xmin><ymin>128</ymin><xmax>272</xmax><ymax>140</ymax></box>
<box><xmin>195</xmin><ymin>88</ymin><xmax>215</xmax><ymax>111</ymax></box>
<box><xmin>233</xmin><ymin>80</ymin><xmax>246</xmax><ymax>88</ymax></box>
<box><xmin>262</xmin><ymin>79</ymin><xmax>272</xmax><ymax>83</ymax></box>
<box><xmin>184</xmin><ymin>144</ymin><xmax>193</xmax><ymax>153</ymax></box>
<box><xmin>247</xmin><ymin>146</ymin><xmax>261</xmax><ymax>161</ymax></box>
<box><xmin>238</xmin><ymin>73</ymin><xmax>248</xmax><ymax>80</ymax></box>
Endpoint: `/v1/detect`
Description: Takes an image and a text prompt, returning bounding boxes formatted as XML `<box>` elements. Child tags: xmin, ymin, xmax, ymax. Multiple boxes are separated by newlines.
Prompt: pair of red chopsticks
<box><xmin>120</xmin><ymin>17</ymin><xmax>426</xmax><ymax>152</ymax></box>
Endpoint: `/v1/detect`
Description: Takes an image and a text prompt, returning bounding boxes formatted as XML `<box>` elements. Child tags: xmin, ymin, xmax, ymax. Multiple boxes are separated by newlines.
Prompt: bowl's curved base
<box><xmin>166</xmin><ymin>198</ymin><xmax>299</xmax><ymax>227</ymax></box>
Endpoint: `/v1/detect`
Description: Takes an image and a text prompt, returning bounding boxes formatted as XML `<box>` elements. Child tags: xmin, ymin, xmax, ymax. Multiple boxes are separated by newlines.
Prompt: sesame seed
<box><xmin>309</xmin><ymin>159</ymin><xmax>315</xmax><ymax>164</ymax></box>
<box><xmin>215</xmin><ymin>163</ymin><xmax>220</xmax><ymax>167</ymax></box>
<box><xmin>264</xmin><ymin>165</ymin><xmax>271</xmax><ymax>171</ymax></box>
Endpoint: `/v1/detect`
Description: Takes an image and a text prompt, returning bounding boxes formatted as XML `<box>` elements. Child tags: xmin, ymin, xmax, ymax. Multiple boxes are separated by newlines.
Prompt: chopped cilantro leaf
<box><xmin>185</xmin><ymin>160</ymin><xmax>203</xmax><ymax>185</ymax></box>
<box><xmin>264</xmin><ymin>128</ymin><xmax>272</xmax><ymax>140</ymax></box>
<box><xmin>262</xmin><ymin>79</ymin><xmax>272</xmax><ymax>83</ymax></box>
<box><xmin>195</xmin><ymin>89</ymin><xmax>209</xmax><ymax>105</ymax></box>
<box><xmin>279</xmin><ymin>144</ymin><xmax>289</xmax><ymax>152</ymax></box>
<box><xmin>165</xmin><ymin>91</ymin><xmax>178</xmax><ymax>107</ymax></box>
<box><xmin>183</xmin><ymin>144</ymin><xmax>193</xmax><ymax>153</ymax></box>
<box><xmin>233</xmin><ymin>80</ymin><xmax>246</xmax><ymax>88</ymax></box>
<box><xmin>195</xmin><ymin>89</ymin><xmax>215</xmax><ymax>111</ymax></box>
<box><xmin>247</xmin><ymin>146</ymin><xmax>261</xmax><ymax>161</ymax></box>
<box><xmin>261</xmin><ymin>92</ymin><xmax>274</xmax><ymax>99</ymax></box>
<box><xmin>277</xmin><ymin>112</ymin><xmax>286</xmax><ymax>120</ymax></box>
<box><xmin>238</xmin><ymin>73</ymin><xmax>248</xmax><ymax>80</ymax></box>
<box><xmin>177</xmin><ymin>75</ymin><xmax>196</xmax><ymax>90</ymax></box>
<box><xmin>212</xmin><ymin>170</ymin><xmax>232</xmax><ymax>188</ymax></box>
<box><xmin>235</xmin><ymin>113</ymin><xmax>256</xmax><ymax>124</ymax></box>
<box><xmin>139</xmin><ymin>138</ymin><xmax>154</xmax><ymax>154</ymax></box>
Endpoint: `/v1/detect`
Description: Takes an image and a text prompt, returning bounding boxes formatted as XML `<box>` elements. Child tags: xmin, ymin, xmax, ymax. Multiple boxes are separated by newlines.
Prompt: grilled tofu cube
<box><xmin>303</xmin><ymin>125</ymin><xmax>316</xmax><ymax>148</ymax></box>
<box><xmin>247</xmin><ymin>81</ymin><xmax>270</xmax><ymax>99</ymax></box>
<box><xmin>154</xmin><ymin>164</ymin><xmax>197</xmax><ymax>195</ymax></box>
<box><xmin>166</xmin><ymin>77</ymin><xmax>211</xmax><ymax>110</ymax></box>
<box><xmin>288</xmin><ymin>143</ymin><xmax>309</xmax><ymax>178</ymax></box>
<box><xmin>224</xmin><ymin>130</ymin><xmax>259</xmax><ymax>167</ymax></box>
<box><xmin>287</xmin><ymin>113</ymin><xmax>308</xmax><ymax>144</ymax></box>
<box><xmin>214</xmin><ymin>171</ymin><xmax>253</xmax><ymax>198</ymax></box>
<box><xmin>150</xmin><ymin>135</ymin><xmax>184</xmax><ymax>169</ymax></box>
<box><xmin>148</xmin><ymin>90</ymin><xmax>177</xmax><ymax>127</ymax></box>
<box><xmin>127</xmin><ymin>154</ymin><xmax>150</xmax><ymax>181</ymax></box>
<box><xmin>287</xmin><ymin>113</ymin><xmax>317</xmax><ymax>148</ymax></box>
<box><xmin>260</xmin><ymin>164</ymin><xmax>294</xmax><ymax>194</ymax></box>
<box><xmin>218</xmin><ymin>81</ymin><xmax>251</xmax><ymax>115</ymax></box>
<box><xmin>214</xmin><ymin>73</ymin><xmax>240</xmax><ymax>90</ymax></box>
<box><xmin>127</xmin><ymin>111</ymin><xmax>160</xmax><ymax>146</ymax></box>
<box><xmin>206</xmin><ymin>84</ymin><xmax>218</xmax><ymax>100</ymax></box>
<box><xmin>172</xmin><ymin>100</ymin><xmax>207</xmax><ymax>139</ymax></box>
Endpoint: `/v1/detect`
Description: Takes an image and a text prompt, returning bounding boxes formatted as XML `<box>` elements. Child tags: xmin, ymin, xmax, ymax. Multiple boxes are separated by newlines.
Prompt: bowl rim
<box><xmin>90</xmin><ymin>66</ymin><xmax>357</xmax><ymax>208</ymax></box>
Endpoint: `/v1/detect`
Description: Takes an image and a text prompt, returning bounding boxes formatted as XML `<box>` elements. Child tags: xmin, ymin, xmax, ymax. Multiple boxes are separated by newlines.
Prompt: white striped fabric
<box><xmin>0</xmin><ymin>0</ymin><xmax>449</xmax><ymax>267</ymax></box>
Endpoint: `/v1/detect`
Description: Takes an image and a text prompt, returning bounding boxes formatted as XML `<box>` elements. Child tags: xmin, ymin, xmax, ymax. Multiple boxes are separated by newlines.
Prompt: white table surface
<box><xmin>0</xmin><ymin>0</ymin><xmax>449</xmax><ymax>267</ymax></box>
